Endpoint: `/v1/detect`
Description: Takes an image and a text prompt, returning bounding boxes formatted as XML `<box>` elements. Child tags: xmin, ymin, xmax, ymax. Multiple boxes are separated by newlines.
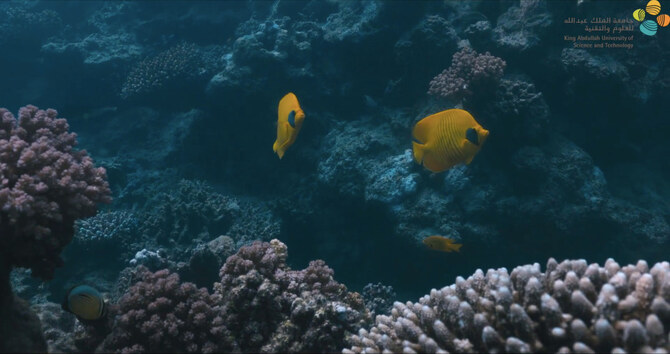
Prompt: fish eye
<box><xmin>466</xmin><ymin>128</ymin><xmax>479</xmax><ymax>146</ymax></box>
<box><xmin>288</xmin><ymin>110</ymin><xmax>296</xmax><ymax>128</ymax></box>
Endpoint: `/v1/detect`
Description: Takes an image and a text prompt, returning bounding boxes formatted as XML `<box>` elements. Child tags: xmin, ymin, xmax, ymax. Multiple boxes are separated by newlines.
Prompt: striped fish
<box><xmin>62</xmin><ymin>284</ymin><xmax>106</xmax><ymax>321</ymax></box>
<box><xmin>412</xmin><ymin>109</ymin><xmax>489</xmax><ymax>173</ymax></box>
<box><xmin>273</xmin><ymin>92</ymin><xmax>306</xmax><ymax>159</ymax></box>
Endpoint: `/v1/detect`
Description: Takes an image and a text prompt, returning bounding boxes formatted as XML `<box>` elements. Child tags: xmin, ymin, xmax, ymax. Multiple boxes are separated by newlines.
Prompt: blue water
<box><xmin>1</xmin><ymin>0</ymin><xmax>668</xmax><ymax>351</ymax></box>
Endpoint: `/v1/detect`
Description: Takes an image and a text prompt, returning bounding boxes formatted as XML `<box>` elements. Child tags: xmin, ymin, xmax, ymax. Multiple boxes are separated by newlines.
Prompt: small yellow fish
<box><xmin>423</xmin><ymin>236</ymin><xmax>463</xmax><ymax>253</ymax></box>
<box><xmin>273</xmin><ymin>92</ymin><xmax>305</xmax><ymax>159</ymax></box>
<box><xmin>412</xmin><ymin>109</ymin><xmax>489</xmax><ymax>173</ymax></box>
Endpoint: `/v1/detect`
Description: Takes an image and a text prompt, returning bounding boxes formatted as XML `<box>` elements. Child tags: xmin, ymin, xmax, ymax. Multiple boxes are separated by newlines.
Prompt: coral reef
<box><xmin>490</xmin><ymin>76</ymin><xmax>550</xmax><ymax>142</ymax></box>
<box><xmin>428</xmin><ymin>46</ymin><xmax>506</xmax><ymax>102</ymax></box>
<box><xmin>365</xmin><ymin>150</ymin><xmax>420</xmax><ymax>204</ymax></box>
<box><xmin>317</xmin><ymin>121</ymin><xmax>400</xmax><ymax>199</ymax></box>
<box><xmin>121</xmin><ymin>43</ymin><xmax>222</xmax><ymax>99</ymax></box>
<box><xmin>347</xmin><ymin>258</ymin><xmax>670</xmax><ymax>353</ymax></box>
<box><xmin>98</xmin><ymin>239</ymin><xmax>370</xmax><ymax>353</ymax></box>
<box><xmin>184</xmin><ymin>235</ymin><xmax>236</xmax><ymax>288</ymax></box>
<box><xmin>32</xmin><ymin>301</ymin><xmax>78</xmax><ymax>353</ymax></box>
<box><xmin>464</xmin><ymin>20</ymin><xmax>493</xmax><ymax>49</ymax></box>
<box><xmin>137</xmin><ymin>179</ymin><xmax>235</xmax><ymax>251</ymax></box>
<box><xmin>41</xmin><ymin>3</ymin><xmax>141</xmax><ymax>66</ymax></box>
<box><xmin>0</xmin><ymin>3</ymin><xmax>668</xmax><ymax>352</ymax></box>
<box><xmin>128</xmin><ymin>249</ymin><xmax>169</xmax><ymax>270</ymax></box>
<box><xmin>137</xmin><ymin>179</ymin><xmax>280</xmax><ymax>261</ymax></box>
<box><xmin>0</xmin><ymin>3</ymin><xmax>61</xmax><ymax>47</ymax></box>
<box><xmin>0</xmin><ymin>105</ymin><xmax>111</xmax><ymax>279</ymax></box>
<box><xmin>322</xmin><ymin>0</ymin><xmax>382</xmax><ymax>43</ymax></box>
<box><xmin>0</xmin><ymin>293</ymin><xmax>47</xmax><ymax>352</ymax></box>
<box><xmin>561</xmin><ymin>48</ymin><xmax>629</xmax><ymax>83</ymax></box>
<box><xmin>101</xmin><ymin>267</ymin><xmax>232</xmax><ymax>353</ymax></box>
<box><xmin>394</xmin><ymin>15</ymin><xmax>459</xmax><ymax>69</ymax></box>
<box><xmin>0</xmin><ymin>265</ymin><xmax>47</xmax><ymax>352</ymax></box>
<box><xmin>73</xmin><ymin>210</ymin><xmax>138</xmax><ymax>255</ymax></box>
<box><xmin>214</xmin><ymin>239</ymin><xmax>371</xmax><ymax>352</ymax></box>
<box><xmin>493</xmin><ymin>0</ymin><xmax>553</xmax><ymax>52</ymax></box>
<box><xmin>362</xmin><ymin>282</ymin><xmax>397</xmax><ymax>317</ymax></box>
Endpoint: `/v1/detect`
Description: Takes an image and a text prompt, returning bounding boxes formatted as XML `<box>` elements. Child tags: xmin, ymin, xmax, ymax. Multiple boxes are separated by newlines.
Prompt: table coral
<box><xmin>347</xmin><ymin>258</ymin><xmax>670</xmax><ymax>353</ymax></box>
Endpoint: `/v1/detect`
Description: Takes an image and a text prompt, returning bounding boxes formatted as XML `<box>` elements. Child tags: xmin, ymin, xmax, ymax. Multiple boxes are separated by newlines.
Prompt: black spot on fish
<box><xmin>288</xmin><ymin>110</ymin><xmax>296</xmax><ymax>128</ymax></box>
<box><xmin>466</xmin><ymin>128</ymin><xmax>479</xmax><ymax>146</ymax></box>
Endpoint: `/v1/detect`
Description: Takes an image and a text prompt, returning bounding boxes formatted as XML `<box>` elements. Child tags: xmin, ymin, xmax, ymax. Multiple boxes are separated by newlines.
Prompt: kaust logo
<box><xmin>633</xmin><ymin>0</ymin><xmax>669</xmax><ymax>35</ymax></box>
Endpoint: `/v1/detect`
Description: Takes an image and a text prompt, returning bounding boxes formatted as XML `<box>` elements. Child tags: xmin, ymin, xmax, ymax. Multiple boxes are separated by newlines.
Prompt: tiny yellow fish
<box><xmin>423</xmin><ymin>236</ymin><xmax>463</xmax><ymax>253</ymax></box>
<box><xmin>273</xmin><ymin>92</ymin><xmax>305</xmax><ymax>159</ymax></box>
<box><xmin>412</xmin><ymin>109</ymin><xmax>489</xmax><ymax>173</ymax></box>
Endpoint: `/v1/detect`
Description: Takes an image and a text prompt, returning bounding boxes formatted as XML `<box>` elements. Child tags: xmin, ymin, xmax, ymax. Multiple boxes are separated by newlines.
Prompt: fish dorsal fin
<box><xmin>466</xmin><ymin>127</ymin><xmax>479</xmax><ymax>146</ymax></box>
<box><xmin>288</xmin><ymin>110</ymin><xmax>296</xmax><ymax>128</ymax></box>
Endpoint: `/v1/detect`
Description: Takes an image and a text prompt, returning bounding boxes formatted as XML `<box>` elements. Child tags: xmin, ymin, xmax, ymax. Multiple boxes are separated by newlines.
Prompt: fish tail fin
<box><xmin>273</xmin><ymin>140</ymin><xmax>285</xmax><ymax>159</ymax></box>
<box><xmin>452</xmin><ymin>243</ymin><xmax>463</xmax><ymax>252</ymax></box>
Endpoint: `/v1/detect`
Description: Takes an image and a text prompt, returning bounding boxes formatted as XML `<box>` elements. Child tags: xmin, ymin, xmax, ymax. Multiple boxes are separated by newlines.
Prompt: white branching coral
<box><xmin>345</xmin><ymin>258</ymin><xmax>670</xmax><ymax>353</ymax></box>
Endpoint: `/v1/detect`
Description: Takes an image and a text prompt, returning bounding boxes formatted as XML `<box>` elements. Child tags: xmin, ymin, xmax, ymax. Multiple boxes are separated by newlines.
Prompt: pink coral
<box><xmin>100</xmin><ymin>240</ymin><xmax>369</xmax><ymax>352</ymax></box>
<box><xmin>428</xmin><ymin>47</ymin><xmax>506</xmax><ymax>102</ymax></box>
<box><xmin>102</xmin><ymin>267</ymin><xmax>233</xmax><ymax>353</ymax></box>
<box><xmin>215</xmin><ymin>239</ymin><xmax>369</xmax><ymax>352</ymax></box>
<box><xmin>0</xmin><ymin>105</ymin><xmax>111</xmax><ymax>279</ymax></box>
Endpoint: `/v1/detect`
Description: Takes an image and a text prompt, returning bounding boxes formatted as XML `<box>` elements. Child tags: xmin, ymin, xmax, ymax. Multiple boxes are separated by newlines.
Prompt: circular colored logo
<box><xmin>640</xmin><ymin>19</ymin><xmax>659</xmax><ymax>35</ymax></box>
<box><xmin>633</xmin><ymin>0</ymin><xmax>666</xmax><ymax>35</ymax></box>
<box><xmin>647</xmin><ymin>0</ymin><xmax>662</xmax><ymax>15</ymax></box>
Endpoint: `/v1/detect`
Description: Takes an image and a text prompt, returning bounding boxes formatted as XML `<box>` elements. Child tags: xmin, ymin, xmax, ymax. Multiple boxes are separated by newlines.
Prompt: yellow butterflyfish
<box><xmin>412</xmin><ymin>109</ymin><xmax>489</xmax><ymax>173</ymax></box>
<box><xmin>423</xmin><ymin>235</ymin><xmax>463</xmax><ymax>253</ymax></box>
<box><xmin>273</xmin><ymin>92</ymin><xmax>305</xmax><ymax>159</ymax></box>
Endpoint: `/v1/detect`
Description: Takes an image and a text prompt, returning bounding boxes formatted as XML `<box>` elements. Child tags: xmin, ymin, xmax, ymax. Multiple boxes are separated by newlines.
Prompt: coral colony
<box><xmin>0</xmin><ymin>1</ymin><xmax>668</xmax><ymax>353</ymax></box>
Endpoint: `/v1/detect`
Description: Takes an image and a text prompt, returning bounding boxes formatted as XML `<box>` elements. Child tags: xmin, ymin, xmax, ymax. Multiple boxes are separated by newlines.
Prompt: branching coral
<box><xmin>347</xmin><ymin>258</ymin><xmax>670</xmax><ymax>353</ymax></box>
<box><xmin>215</xmin><ymin>239</ymin><xmax>371</xmax><ymax>352</ymax></box>
<box><xmin>428</xmin><ymin>46</ymin><xmax>506</xmax><ymax>102</ymax></box>
<box><xmin>362</xmin><ymin>282</ymin><xmax>397</xmax><ymax>317</ymax></box>
<box><xmin>138</xmin><ymin>179</ymin><xmax>280</xmax><ymax>259</ymax></box>
<box><xmin>121</xmin><ymin>43</ymin><xmax>220</xmax><ymax>99</ymax></box>
<box><xmin>0</xmin><ymin>105</ymin><xmax>111</xmax><ymax>279</ymax></box>
<box><xmin>73</xmin><ymin>210</ymin><xmax>138</xmax><ymax>254</ymax></box>
<box><xmin>98</xmin><ymin>239</ymin><xmax>370</xmax><ymax>353</ymax></box>
<box><xmin>138</xmin><ymin>179</ymin><xmax>235</xmax><ymax>249</ymax></box>
<box><xmin>101</xmin><ymin>267</ymin><xmax>233</xmax><ymax>353</ymax></box>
